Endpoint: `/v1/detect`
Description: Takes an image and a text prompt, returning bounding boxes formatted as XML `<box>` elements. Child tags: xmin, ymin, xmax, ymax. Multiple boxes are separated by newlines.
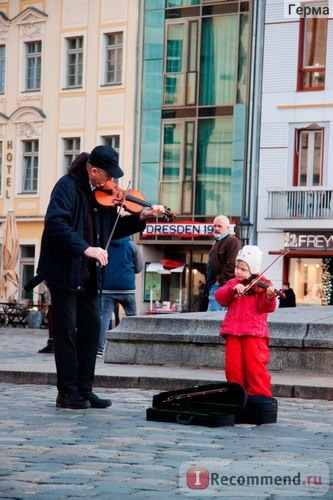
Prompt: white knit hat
<box><xmin>236</xmin><ymin>245</ymin><xmax>263</xmax><ymax>275</ymax></box>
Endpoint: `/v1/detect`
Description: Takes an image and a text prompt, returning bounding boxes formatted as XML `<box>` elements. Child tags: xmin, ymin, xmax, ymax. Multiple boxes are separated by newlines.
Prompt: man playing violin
<box><xmin>37</xmin><ymin>145</ymin><xmax>165</xmax><ymax>410</ymax></box>
<box><xmin>214</xmin><ymin>245</ymin><xmax>276</xmax><ymax>399</ymax></box>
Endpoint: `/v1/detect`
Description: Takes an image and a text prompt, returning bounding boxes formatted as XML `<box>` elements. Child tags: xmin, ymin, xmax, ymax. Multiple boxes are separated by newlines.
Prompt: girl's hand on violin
<box><xmin>84</xmin><ymin>247</ymin><xmax>108</xmax><ymax>266</ymax></box>
<box><xmin>233</xmin><ymin>283</ymin><xmax>246</xmax><ymax>295</ymax></box>
<box><xmin>266</xmin><ymin>286</ymin><xmax>275</xmax><ymax>300</ymax></box>
<box><xmin>140</xmin><ymin>205</ymin><xmax>165</xmax><ymax>220</ymax></box>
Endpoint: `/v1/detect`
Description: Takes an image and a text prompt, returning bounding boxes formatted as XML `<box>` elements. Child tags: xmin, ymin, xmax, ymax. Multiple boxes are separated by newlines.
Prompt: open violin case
<box><xmin>146</xmin><ymin>382</ymin><xmax>247</xmax><ymax>428</ymax></box>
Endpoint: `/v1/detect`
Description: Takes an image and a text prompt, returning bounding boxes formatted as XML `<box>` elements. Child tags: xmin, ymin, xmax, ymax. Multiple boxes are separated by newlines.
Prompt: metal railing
<box><xmin>267</xmin><ymin>188</ymin><xmax>333</xmax><ymax>219</ymax></box>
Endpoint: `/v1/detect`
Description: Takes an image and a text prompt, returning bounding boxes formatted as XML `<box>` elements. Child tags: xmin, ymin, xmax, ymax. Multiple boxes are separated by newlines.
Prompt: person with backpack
<box><xmin>97</xmin><ymin>236</ymin><xmax>143</xmax><ymax>357</ymax></box>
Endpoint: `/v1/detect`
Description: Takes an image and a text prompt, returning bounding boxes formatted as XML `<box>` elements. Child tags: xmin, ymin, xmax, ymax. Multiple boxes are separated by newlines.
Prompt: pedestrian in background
<box><xmin>36</xmin><ymin>145</ymin><xmax>165</xmax><ymax>410</ymax></box>
<box><xmin>38</xmin><ymin>285</ymin><xmax>54</xmax><ymax>353</ymax></box>
<box><xmin>279</xmin><ymin>282</ymin><xmax>296</xmax><ymax>308</ymax></box>
<box><xmin>97</xmin><ymin>236</ymin><xmax>143</xmax><ymax>357</ymax></box>
<box><xmin>206</xmin><ymin>215</ymin><xmax>241</xmax><ymax>311</ymax></box>
<box><xmin>214</xmin><ymin>245</ymin><xmax>276</xmax><ymax>398</ymax></box>
<box><xmin>23</xmin><ymin>280</ymin><xmax>54</xmax><ymax>353</ymax></box>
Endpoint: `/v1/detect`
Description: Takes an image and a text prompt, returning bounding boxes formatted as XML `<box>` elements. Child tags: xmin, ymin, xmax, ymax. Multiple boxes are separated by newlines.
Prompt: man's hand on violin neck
<box><xmin>84</xmin><ymin>247</ymin><xmax>108</xmax><ymax>266</ymax></box>
<box><xmin>140</xmin><ymin>205</ymin><xmax>165</xmax><ymax>220</ymax></box>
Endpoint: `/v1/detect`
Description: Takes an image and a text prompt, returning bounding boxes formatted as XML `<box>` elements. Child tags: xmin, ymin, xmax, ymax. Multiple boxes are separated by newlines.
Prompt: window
<box><xmin>20</xmin><ymin>245</ymin><xmax>35</xmax><ymax>300</ymax></box>
<box><xmin>163</xmin><ymin>21</ymin><xmax>198</xmax><ymax>106</ymax></box>
<box><xmin>160</xmin><ymin>121</ymin><xmax>194</xmax><ymax>214</ymax></box>
<box><xmin>163</xmin><ymin>14</ymin><xmax>249</xmax><ymax>107</ymax></box>
<box><xmin>22</xmin><ymin>140</ymin><xmax>39</xmax><ymax>192</ymax></box>
<box><xmin>102</xmin><ymin>135</ymin><xmax>120</xmax><ymax>153</ymax></box>
<box><xmin>0</xmin><ymin>141</ymin><xmax>2</xmax><ymax>193</ymax></box>
<box><xmin>140</xmin><ymin>1</ymin><xmax>250</xmax><ymax>221</ymax></box>
<box><xmin>63</xmin><ymin>138</ymin><xmax>81</xmax><ymax>171</ymax></box>
<box><xmin>294</xmin><ymin>127</ymin><xmax>323</xmax><ymax>186</ymax></box>
<box><xmin>0</xmin><ymin>45</ymin><xmax>5</xmax><ymax>93</ymax></box>
<box><xmin>25</xmin><ymin>41</ymin><xmax>41</xmax><ymax>91</ymax></box>
<box><xmin>297</xmin><ymin>14</ymin><xmax>327</xmax><ymax>91</ymax></box>
<box><xmin>104</xmin><ymin>32</ymin><xmax>123</xmax><ymax>85</ymax></box>
<box><xmin>66</xmin><ymin>37</ymin><xmax>83</xmax><ymax>88</ymax></box>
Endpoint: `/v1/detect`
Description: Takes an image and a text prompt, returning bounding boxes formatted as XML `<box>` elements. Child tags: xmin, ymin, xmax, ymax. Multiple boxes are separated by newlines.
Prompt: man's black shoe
<box><xmin>38</xmin><ymin>343</ymin><xmax>54</xmax><ymax>354</ymax></box>
<box><xmin>56</xmin><ymin>392</ymin><xmax>91</xmax><ymax>409</ymax></box>
<box><xmin>81</xmin><ymin>391</ymin><xmax>112</xmax><ymax>408</ymax></box>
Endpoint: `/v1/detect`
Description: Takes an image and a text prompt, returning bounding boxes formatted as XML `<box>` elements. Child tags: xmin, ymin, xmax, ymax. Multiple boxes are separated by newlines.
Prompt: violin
<box><xmin>94</xmin><ymin>180</ymin><xmax>175</xmax><ymax>221</ymax></box>
<box><xmin>242</xmin><ymin>277</ymin><xmax>286</xmax><ymax>299</ymax></box>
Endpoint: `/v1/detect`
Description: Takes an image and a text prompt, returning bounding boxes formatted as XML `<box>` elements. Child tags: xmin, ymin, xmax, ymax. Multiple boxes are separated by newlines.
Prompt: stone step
<box><xmin>104</xmin><ymin>309</ymin><xmax>333</xmax><ymax>374</ymax></box>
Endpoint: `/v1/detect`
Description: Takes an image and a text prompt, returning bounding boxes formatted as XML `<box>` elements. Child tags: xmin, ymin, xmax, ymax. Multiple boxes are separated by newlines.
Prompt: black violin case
<box><xmin>146</xmin><ymin>382</ymin><xmax>247</xmax><ymax>428</ymax></box>
<box><xmin>235</xmin><ymin>395</ymin><xmax>278</xmax><ymax>425</ymax></box>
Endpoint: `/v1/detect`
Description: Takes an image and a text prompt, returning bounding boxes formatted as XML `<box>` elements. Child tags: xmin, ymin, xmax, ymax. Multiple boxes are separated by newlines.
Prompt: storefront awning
<box><xmin>146</xmin><ymin>263</ymin><xmax>186</xmax><ymax>274</ymax></box>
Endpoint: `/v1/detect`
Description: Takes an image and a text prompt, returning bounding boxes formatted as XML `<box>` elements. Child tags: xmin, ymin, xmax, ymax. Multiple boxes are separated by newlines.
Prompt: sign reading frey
<box><xmin>284</xmin><ymin>232</ymin><xmax>333</xmax><ymax>249</ymax></box>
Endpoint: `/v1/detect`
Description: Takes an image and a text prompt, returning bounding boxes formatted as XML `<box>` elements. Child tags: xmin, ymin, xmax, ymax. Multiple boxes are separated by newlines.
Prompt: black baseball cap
<box><xmin>88</xmin><ymin>145</ymin><xmax>124</xmax><ymax>178</ymax></box>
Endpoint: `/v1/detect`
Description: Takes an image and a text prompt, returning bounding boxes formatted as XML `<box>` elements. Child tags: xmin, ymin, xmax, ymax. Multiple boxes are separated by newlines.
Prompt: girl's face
<box><xmin>235</xmin><ymin>260</ymin><xmax>251</xmax><ymax>281</ymax></box>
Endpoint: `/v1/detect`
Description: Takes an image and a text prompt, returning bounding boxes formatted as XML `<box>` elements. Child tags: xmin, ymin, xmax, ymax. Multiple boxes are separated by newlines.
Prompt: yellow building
<box><xmin>0</xmin><ymin>0</ymin><xmax>140</xmax><ymax>304</ymax></box>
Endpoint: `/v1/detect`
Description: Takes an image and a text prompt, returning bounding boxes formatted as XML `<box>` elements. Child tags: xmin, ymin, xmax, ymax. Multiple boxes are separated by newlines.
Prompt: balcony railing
<box><xmin>267</xmin><ymin>188</ymin><xmax>333</xmax><ymax>219</ymax></box>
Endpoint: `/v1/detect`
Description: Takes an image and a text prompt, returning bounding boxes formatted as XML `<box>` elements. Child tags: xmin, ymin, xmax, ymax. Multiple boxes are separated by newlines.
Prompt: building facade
<box><xmin>135</xmin><ymin>0</ymin><xmax>260</xmax><ymax>311</ymax></box>
<box><xmin>0</xmin><ymin>0</ymin><xmax>261</xmax><ymax>313</ymax></box>
<box><xmin>0</xmin><ymin>0</ymin><xmax>141</xmax><ymax>303</ymax></box>
<box><xmin>258</xmin><ymin>0</ymin><xmax>333</xmax><ymax>306</ymax></box>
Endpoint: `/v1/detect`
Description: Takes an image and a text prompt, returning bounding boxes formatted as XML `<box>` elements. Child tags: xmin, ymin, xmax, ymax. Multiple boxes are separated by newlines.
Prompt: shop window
<box><xmin>297</xmin><ymin>14</ymin><xmax>327</xmax><ymax>91</ymax></box>
<box><xmin>20</xmin><ymin>245</ymin><xmax>35</xmax><ymax>300</ymax></box>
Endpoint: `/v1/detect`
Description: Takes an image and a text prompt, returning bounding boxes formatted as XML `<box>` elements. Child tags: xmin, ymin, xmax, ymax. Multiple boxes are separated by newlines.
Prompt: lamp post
<box><xmin>236</xmin><ymin>216</ymin><xmax>253</xmax><ymax>246</ymax></box>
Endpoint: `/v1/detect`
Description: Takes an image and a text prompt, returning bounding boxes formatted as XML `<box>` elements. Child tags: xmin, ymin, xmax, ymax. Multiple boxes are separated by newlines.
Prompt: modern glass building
<box><xmin>136</xmin><ymin>0</ymin><xmax>259</xmax><ymax>311</ymax></box>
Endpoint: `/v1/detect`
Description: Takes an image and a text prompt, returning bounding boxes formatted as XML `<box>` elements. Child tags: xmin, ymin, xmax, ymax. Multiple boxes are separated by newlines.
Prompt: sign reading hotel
<box><xmin>142</xmin><ymin>222</ymin><xmax>236</xmax><ymax>238</ymax></box>
<box><xmin>284</xmin><ymin>232</ymin><xmax>333</xmax><ymax>249</ymax></box>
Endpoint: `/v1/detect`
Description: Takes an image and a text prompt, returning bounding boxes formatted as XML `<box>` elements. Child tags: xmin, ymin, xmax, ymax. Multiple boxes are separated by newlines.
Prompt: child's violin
<box><xmin>94</xmin><ymin>180</ymin><xmax>176</xmax><ymax>221</ymax></box>
<box><xmin>241</xmin><ymin>277</ymin><xmax>286</xmax><ymax>299</ymax></box>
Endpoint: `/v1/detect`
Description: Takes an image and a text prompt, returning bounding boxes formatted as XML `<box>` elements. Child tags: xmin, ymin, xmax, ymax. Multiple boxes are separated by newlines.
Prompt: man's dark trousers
<box><xmin>49</xmin><ymin>286</ymin><xmax>100</xmax><ymax>395</ymax></box>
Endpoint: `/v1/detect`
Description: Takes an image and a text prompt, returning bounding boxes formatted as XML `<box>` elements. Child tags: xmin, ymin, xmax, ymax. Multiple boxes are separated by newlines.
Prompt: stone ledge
<box><xmin>104</xmin><ymin>313</ymin><xmax>333</xmax><ymax>374</ymax></box>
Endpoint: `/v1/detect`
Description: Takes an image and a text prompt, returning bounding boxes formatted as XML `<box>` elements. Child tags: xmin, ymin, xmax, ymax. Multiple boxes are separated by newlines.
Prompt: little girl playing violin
<box><xmin>214</xmin><ymin>245</ymin><xmax>276</xmax><ymax>398</ymax></box>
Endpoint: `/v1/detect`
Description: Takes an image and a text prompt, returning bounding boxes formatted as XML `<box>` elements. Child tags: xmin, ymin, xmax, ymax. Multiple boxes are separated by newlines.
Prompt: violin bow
<box><xmin>105</xmin><ymin>180</ymin><xmax>131</xmax><ymax>251</ymax></box>
<box><xmin>241</xmin><ymin>249</ymin><xmax>290</xmax><ymax>295</ymax></box>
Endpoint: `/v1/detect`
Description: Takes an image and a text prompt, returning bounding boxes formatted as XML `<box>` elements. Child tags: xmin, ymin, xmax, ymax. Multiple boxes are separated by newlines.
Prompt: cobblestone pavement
<box><xmin>0</xmin><ymin>383</ymin><xmax>332</xmax><ymax>499</ymax></box>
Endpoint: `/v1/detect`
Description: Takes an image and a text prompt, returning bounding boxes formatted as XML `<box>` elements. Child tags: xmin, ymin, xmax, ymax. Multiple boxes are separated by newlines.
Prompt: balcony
<box><xmin>267</xmin><ymin>188</ymin><xmax>333</xmax><ymax>220</ymax></box>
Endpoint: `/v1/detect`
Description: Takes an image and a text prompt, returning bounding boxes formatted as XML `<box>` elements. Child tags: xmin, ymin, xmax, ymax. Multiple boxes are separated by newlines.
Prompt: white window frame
<box><xmin>288</xmin><ymin>122</ymin><xmax>329</xmax><ymax>186</ymax></box>
<box><xmin>63</xmin><ymin>137</ymin><xmax>81</xmax><ymax>173</ymax></box>
<box><xmin>21</xmin><ymin>139</ymin><xmax>39</xmax><ymax>193</ymax></box>
<box><xmin>0</xmin><ymin>44</ymin><xmax>5</xmax><ymax>94</ymax></box>
<box><xmin>61</xmin><ymin>32</ymin><xmax>86</xmax><ymax>91</ymax></box>
<box><xmin>99</xmin><ymin>28</ymin><xmax>126</xmax><ymax>89</ymax></box>
<box><xmin>25</xmin><ymin>40</ymin><xmax>42</xmax><ymax>91</ymax></box>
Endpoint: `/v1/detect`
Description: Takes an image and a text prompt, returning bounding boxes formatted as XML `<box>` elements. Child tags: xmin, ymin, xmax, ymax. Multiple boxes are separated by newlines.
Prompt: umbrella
<box><xmin>1</xmin><ymin>211</ymin><xmax>19</xmax><ymax>299</ymax></box>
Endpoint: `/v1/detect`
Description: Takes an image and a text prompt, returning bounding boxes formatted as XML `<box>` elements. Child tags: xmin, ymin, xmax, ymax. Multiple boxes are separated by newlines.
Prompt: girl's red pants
<box><xmin>224</xmin><ymin>335</ymin><xmax>272</xmax><ymax>397</ymax></box>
